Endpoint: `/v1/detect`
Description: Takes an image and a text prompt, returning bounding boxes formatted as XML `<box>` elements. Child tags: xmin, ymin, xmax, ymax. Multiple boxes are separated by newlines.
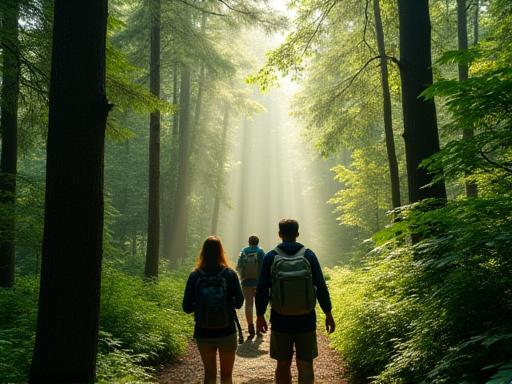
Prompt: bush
<box><xmin>328</xmin><ymin>197</ymin><xmax>512</xmax><ymax>383</ymax></box>
<box><xmin>0</xmin><ymin>270</ymin><xmax>193</xmax><ymax>383</ymax></box>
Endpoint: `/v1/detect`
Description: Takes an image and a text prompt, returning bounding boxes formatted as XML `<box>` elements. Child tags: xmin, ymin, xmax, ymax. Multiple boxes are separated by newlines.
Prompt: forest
<box><xmin>0</xmin><ymin>0</ymin><xmax>511</xmax><ymax>383</ymax></box>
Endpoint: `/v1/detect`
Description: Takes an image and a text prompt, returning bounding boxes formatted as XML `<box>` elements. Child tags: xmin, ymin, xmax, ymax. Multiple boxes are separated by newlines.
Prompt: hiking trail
<box><xmin>158</xmin><ymin>308</ymin><xmax>347</xmax><ymax>383</ymax></box>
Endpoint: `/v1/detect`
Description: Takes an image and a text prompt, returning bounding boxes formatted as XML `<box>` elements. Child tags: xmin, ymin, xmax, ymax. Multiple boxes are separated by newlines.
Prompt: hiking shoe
<box><xmin>248</xmin><ymin>323</ymin><xmax>255</xmax><ymax>337</ymax></box>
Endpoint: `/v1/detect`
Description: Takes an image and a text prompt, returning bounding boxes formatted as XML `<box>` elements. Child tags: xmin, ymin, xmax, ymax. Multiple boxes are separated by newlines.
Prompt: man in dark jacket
<box><xmin>256</xmin><ymin>219</ymin><xmax>335</xmax><ymax>384</ymax></box>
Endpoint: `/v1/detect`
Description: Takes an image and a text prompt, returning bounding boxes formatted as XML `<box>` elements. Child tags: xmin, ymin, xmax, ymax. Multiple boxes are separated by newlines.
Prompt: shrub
<box><xmin>0</xmin><ymin>270</ymin><xmax>193</xmax><ymax>383</ymax></box>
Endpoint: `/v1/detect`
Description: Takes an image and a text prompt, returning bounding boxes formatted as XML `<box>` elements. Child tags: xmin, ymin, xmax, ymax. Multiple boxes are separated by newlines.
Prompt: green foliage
<box><xmin>422</xmin><ymin>61</ymin><xmax>512</xmax><ymax>187</ymax></box>
<box><xmin>0</xmin><ymin>278</ymin><xmax>39</xmax><ymax>383</ymax></box>
<box><xmin>329</xmin><ymin>146</ymin><xmax>394</xmax><ymax>235</ymax></box>
<box><xmin>100</xmin><ymin>268</ymin><xmax>192</xmax><ymax>365</ymax></box>
<box><xmin>0</xmin><ymin>271</ymin><xmax>192</xmax><ymax>383</ymax></box>
<box><xmin>328</xmin><ymin>196</ymin><xmax>512</xmax><ymax>383</ymax></box>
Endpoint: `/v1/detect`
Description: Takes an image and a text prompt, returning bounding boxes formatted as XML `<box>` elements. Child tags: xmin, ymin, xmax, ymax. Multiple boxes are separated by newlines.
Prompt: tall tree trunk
<box><xmin>473</xmin><ymin>0</ymin><xmax>479</xmax><ymax>47</ymax></box>
<box><xmin>145</xmin><ymin>0</ymin><xmax>161</xmax><ymax>278</ymax></box>
<box><xmin>237</xmin><ymin>118</ymin><xmax>250</xmax><ymax>243</ymax></box>
<box><xmin>169</xmin><ymin>66</ymin><xmax>191</xmax><ymax>267</ymax></box>
<box><xmin>190</xmin><ymin>12</ymin><xmax>208</xmax><ymax>152</ymax></box>
<box><xmin>211</xmin><ymin>106</ymin><xmax>230</xmax><ymax>234</ymax></box>
<box><xmin>457</xmin><ymin>0</ymin><xmax>478</xmax><ymax>197</ymax></box>
<box><xmin>161</xmin><ymin>61</ymin><xmax>179</xmax><ymax>260</ymax></box>
<box><xmin>0</xmin><ymin>0</ymin><xmax>20</xmax><ymax>288</ymax></box>
<box><xmin>167</xmin><ymin>14</ymin><xmax>207</xmax><ymax>265</ymax></box>
<box><xmin>373</xmin><ymin>0</ymin><xmax>401</xmax><ymax>209</ymax></box>
<box><xmin>397</xmin><ymin>0</ymin><xmax>447</xmax><ymax>203</ymax></box>
<box><xmin>29</xmin><ymin>0</ymin><xmax>110</xmax><ymax>381</ymax></box>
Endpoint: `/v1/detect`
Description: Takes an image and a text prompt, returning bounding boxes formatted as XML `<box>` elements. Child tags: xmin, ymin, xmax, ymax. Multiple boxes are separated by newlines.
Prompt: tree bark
<box><xmin>145</xmin><ymin>0</ymin><xmax>161</xmax><ymax>278</ymax></box>
<box><xmin>161</xmin><ymin>61</ymin><xmax>179</xmax><ymax>260</ymax></box>
<box><xmin>211</xmin><ymin>106</ymin><xmax>230</xmax><ymax>234</ymax></box>
<box><xmin>373</xmin><ymin>0</ymin><xmax>401</xmax><ymax>209</ymax></box>
<box><xmin>457</xmin><ymin>0</ymin><xmax>478</xmax><ymax>197</ymax></box>
<box><xmin>397</xmin><ymin>0</ymin><xmax>447</xmax><ymax>203</ymax></box>
<box><xmin>29</xmin><ymin>0</ymin><xmax>110</xmax><ymax>381</ymax></box>
<box><xmin>167</xmin><ymin>13</ymin><xmax>207</xmax><ymax>266</ymax></box>
<box><xmin>473</xmin><ymin>0</ymin><xmax>479</xmax><ymax>47</ymax></box>
<box><xmin>0</xmin><ymin>0</ymin><xmax>20</xmax><ymax>288</ymax></box>
<box><xmin>168</xmin><ymin>65</ymin><xmax>191</xmax><ymax>267</ymax></box>
<box><xmin>237</xmin><ymin>118</ymin><xmax>250</xmax><ymax>243</ymax></box>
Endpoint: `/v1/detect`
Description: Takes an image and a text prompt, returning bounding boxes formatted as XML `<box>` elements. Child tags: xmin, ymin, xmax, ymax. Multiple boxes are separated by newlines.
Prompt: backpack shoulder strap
<box><xmin>295</xmin><ymin>247</ymin><xmax>307</xmax><ymax>258</ymax></box>
<box><xmin>273</xmin><ymin>247</ymin><xmax>285</xmax><ymax>257</ymax></box>
<box><xmin>197</xmin><ymin>269</ymin><xmax>207</xmax><ymax>277</ymax></box>
<box><xmin>217</xmin><ymin>267</ymin><xmax>228</xmax><ymax>278</ymax></box>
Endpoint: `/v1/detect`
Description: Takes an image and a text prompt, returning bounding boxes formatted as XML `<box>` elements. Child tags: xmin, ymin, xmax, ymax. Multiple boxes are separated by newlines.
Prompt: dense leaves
<box><xmin>0</xmin><ymin>270</ymin><xmax>192</xmax><ymax>382</ymax></box>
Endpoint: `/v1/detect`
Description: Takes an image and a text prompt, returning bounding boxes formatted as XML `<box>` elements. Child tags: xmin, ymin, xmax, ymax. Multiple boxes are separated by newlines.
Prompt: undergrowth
<box><xmin>328</xmin><ymin>197</ymin><xmax>512</xmax><ymax>384</ymax></box>
<box><xmin>0</xmin><ymin>269</ymin><xmax>192</xmax><ymax>383</ymax></box>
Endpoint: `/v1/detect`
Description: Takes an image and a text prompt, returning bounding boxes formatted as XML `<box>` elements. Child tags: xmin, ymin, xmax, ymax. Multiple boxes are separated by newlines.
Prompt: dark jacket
<box><xmin>255</xmin><ymin>242</ymin><xmax>332</xmax><ymax>333</ymax></box>
<box><xmin>182</xmin><ymin>266</ymin><xmax>244</xmax><ymax>338</ymax></box>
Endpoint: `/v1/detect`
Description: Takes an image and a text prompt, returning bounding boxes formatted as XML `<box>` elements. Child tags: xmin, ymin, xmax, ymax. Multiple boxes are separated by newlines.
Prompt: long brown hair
<box><xmin>195</xmin><ymin>236</ymin><xmax>230</xmax><ymax>271</ymax></box>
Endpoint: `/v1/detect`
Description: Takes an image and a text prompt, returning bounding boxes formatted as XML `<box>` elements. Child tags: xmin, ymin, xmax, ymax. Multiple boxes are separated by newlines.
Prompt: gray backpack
<box><xmin>239</xmin><ymin>250</ymin><xmax>259</xmax><ymax>280</ymax></box>
<box><xmin>271</xmin><ymin>247</ymin><xmax>317</xmax><ymax>315</ymax></box>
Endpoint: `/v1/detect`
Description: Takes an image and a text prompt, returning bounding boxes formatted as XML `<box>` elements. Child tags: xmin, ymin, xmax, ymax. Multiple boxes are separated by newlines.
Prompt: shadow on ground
<box><xmin>236</xmin><ymin>335</ymin><xmax>268</xmax><ymax>358</ymax></box>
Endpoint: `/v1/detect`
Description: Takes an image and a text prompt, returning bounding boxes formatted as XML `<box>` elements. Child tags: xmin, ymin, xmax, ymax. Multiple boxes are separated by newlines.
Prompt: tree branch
<box><xmin>480</xmin><ymin>150</ymin><xmax>512</xmax><ymax>174</ymax></box>
<box><xmin>176</xmin><ymin>0</ymin><xmax>228</xmax><ymax>17</ymax></box>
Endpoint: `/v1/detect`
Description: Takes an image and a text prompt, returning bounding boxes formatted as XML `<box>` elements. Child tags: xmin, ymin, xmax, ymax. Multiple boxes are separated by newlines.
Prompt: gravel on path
<box><xmin>158</xmin><ymin>310</ymin><xmax>347</xmax><ymax>384</ymax></box>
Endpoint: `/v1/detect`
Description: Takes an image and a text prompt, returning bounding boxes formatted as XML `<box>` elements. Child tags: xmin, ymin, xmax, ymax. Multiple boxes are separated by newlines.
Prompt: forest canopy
<box><xmin>0</xmin><ymin>0</ymin><xmax>511</xmax><ymax>382</ymax></box>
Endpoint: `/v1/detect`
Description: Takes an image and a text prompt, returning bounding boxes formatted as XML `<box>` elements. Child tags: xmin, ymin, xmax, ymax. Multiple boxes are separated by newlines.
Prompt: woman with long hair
<box><xmin>182</xmin><ymin>236</ymin><xmax>244</xmax><ymax>384</ymax></box>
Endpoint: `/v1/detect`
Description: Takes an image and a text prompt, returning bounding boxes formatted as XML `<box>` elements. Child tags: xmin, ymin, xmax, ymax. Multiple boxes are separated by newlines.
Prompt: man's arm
<box><xmin>307</xmin><ymin>250</ymin><xmax>336</xmax><ymax>333</ymax></box>
<box><xmin>255</xmin><ymin>254</ymin><xmax>272</xmax><ymax>315</ymax></box>
<box><xmin>307</xmin><ymin>249</ymin><xmax>332</xmax><ymax>314</ymax></box>
<box><xmin>255</xmin><ymin>253</ymin><xmax>273</xmax><ymax>334</ymax></box>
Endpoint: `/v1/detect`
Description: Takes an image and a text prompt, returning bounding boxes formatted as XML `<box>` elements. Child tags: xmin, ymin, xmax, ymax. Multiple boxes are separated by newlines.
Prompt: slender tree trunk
<box><xmin>211</xmin><ymin>106</ymin><xmax>230</xmax><ymax>234</ymax></box>
<box><xmin>189</xmin><ymin>12</ymin><xmax>208</xmax><ymax>154</ymax></box>
<box><xmin>132</xmin><ymin>233</ymin><xmax>137</xmax><ymax>257</ymax></box>
<box><xmin>473</xmin><ymin>0</ymin><xmax>479</xmax><ymax>47</ymax></box>
<box><xmin>373</xmin><ymin>0</ymin><xmax>401</xmax><ymax>209</ymax></box>
<box><xmin>161</xmin><ymin>61</ymin><xmax>179</xmax><ymax>260</ymax></box>
<box><xmin>145</xmin><ymin>0</ymin><xmax>161</xmax><ymax>278</ymax></box>
<box><xmin>397</xmin><ymin>0</ymin><xmax>447</xmax><ymax>203</ymax></box>
<box><xmin>169</xmin><ymin>66</ymin><xmax>191</xmax><ymax>267</ymax></box>
<box><xmin>29</xmin><ymin>0</ymin><xmax>110</xmax><ymax>381</ymax></box>
<box><xmin>237</xmin><ymin>118</ymin><xmax>250</xmax><ymax>243</ymax></box>
<box><xmin>457</xmin><ymin>0</ymin><xmax>478</xmax><ymax>197</ymax></box>
<box><xmin>180</xmin><ymin>14</ymin><xmax>207</xmax><ymax>256</ymax></box>
<box><xmin>0</xmin><ymin>0</ymin><xmax>20</xmax><ymax>288</ymax></box>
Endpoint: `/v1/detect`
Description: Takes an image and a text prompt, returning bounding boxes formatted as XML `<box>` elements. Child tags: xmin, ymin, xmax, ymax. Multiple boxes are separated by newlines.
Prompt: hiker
<box><xmin>236</xmin><ymin>234</ymin><xmax>265</xmax><ymax>338</ymax></box>
<box><xmin>256</xmin><ymin>219</ymin><xmax>336</xmax><ymax>384</ymax></box>
<box><xmin>182</xmin><ymin>236</ymin><xmax>244</xmax><ymax>384</ymax></box>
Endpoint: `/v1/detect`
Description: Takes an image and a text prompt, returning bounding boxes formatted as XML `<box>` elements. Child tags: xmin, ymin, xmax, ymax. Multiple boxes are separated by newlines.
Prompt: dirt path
<box><xmin>158</xmin><ymin>309</ymin><xmax>347</xmax><ymax>383</ymax></box>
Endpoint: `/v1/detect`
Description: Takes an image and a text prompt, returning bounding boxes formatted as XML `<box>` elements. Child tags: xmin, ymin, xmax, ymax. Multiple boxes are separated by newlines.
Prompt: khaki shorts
<box><xmin>270</xmin><ymin>330</ymin><xmax>318</xmax><ymax>361</ymax></box>
<box><xmin>195</xmin><ymin>332</ymin><xmax>237</xmax><ymax>352</ymax></box>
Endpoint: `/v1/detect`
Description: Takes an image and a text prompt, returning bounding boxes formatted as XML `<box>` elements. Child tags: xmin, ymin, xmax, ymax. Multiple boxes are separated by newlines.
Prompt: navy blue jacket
<box><xmin>255</xmin><ymin>242</ymin><xmax>332</xmax><ymax>333</ymax></box>
<box><xmin>182</xmin><ymin>266</ymin><xmax>244</xmax><ymax>338</ymax></box>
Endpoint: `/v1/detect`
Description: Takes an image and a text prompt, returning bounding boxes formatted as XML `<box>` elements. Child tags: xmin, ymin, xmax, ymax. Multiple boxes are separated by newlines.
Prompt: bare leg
<box><xmin>275</xmin><ymin>359</ymin><xmax>292</xmax><ymax>384</ymax></box>
<box><xmin>198</xmin><ymin>344</ymin><xmax>218</xmax><ymax>384</ymax></box>
<box><xmin>296</xmin><ymin>359</ymin><xmax>314</xmax><ymax>384</ymax></box>
<box><xmin>219</xmin><ymin>350</ymin><xmax>236</xmax><ymax>384</ymax></box>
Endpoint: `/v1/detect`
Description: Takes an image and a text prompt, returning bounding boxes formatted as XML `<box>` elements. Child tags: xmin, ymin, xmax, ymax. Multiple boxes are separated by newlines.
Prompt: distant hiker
<box><xmin>182</xmin><ymin>236</ymin><xmax>244</xmax><ymax>384</ymax></box>
<box><xmin>236</xmin><ymin>234</ymin><xmax>265</xmax><ymax>338</ymax></box>
<box><xmin>256</xmin><ymin>219</ymin><xmax>335</xmax><ymax>384</ymax></box>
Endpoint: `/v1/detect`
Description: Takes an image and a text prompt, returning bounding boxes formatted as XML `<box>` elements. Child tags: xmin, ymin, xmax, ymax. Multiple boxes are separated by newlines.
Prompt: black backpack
<box><xmin>195</xmin><ymin>268</ymin><xmax>231</xmax><ymax>329</ymax></box>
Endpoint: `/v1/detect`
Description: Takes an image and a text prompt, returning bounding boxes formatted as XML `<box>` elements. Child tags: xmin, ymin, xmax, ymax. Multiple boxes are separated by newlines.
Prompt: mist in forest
<box><xmin>215</xmin><ymin>84</ymin><xmax>340</xmax><ymax>263</ymax></box>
